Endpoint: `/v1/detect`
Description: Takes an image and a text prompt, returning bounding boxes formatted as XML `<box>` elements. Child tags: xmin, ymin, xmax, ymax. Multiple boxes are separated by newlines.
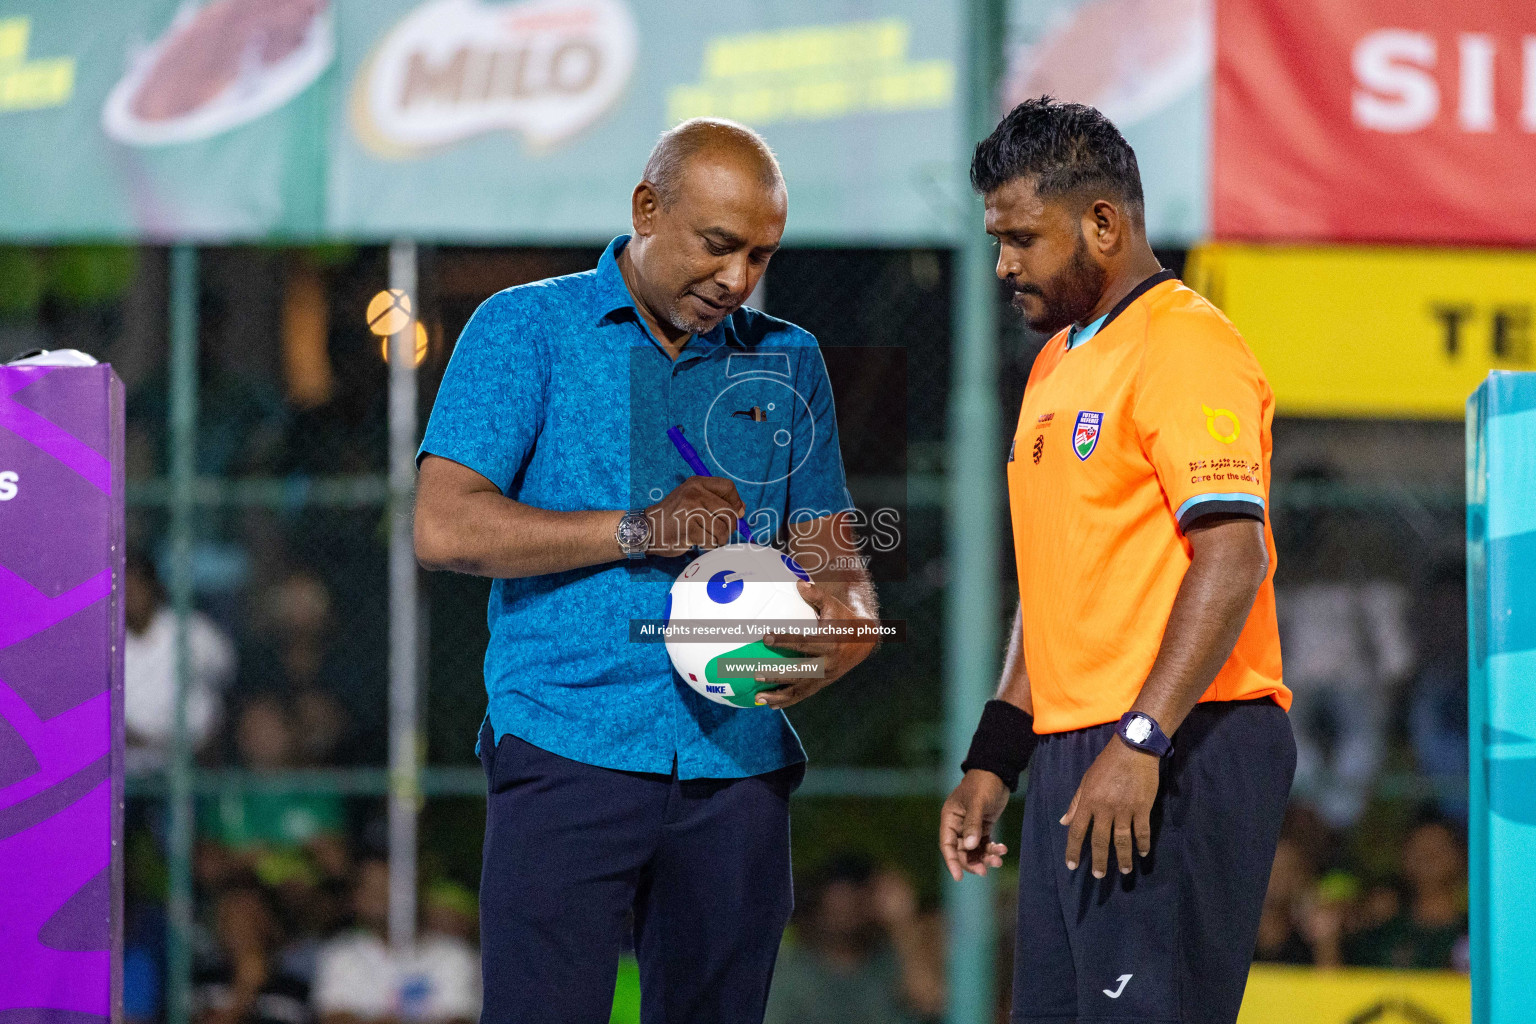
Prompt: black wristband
<box><xmin>960</xmin><ymin>700</ymin><xmax>1038</xmax><ymax>793</ymax></box>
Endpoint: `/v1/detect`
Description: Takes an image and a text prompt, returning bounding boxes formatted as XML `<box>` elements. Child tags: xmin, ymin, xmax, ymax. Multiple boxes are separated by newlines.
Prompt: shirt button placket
<box><xmin>666</xmin><ymin>362</ymin><xmax>686</xmax><ymax>775</ymax></box>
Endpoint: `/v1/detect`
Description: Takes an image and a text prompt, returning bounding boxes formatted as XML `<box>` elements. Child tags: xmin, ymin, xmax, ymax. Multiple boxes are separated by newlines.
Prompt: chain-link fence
<box><xmin>3</xmin><ymin>241</ymin><xmax>1469</xmax><ymax>1024</ymax></box>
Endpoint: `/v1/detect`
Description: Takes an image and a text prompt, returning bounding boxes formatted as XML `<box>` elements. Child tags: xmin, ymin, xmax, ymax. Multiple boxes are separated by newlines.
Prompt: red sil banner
<box><xmin>1213</xmin><ymin>0</ymin><xmax>1536</xmax><ymax>244</ymax></box>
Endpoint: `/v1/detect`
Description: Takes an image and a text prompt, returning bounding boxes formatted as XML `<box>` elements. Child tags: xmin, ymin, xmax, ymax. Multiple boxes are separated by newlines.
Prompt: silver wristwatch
<box><xmin>616</xmin><ymin>509</ymin><xmax>651</xmax><ymax>560</ymax></box>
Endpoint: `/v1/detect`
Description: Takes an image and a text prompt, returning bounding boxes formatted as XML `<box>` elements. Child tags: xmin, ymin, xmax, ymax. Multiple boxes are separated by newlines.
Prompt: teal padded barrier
<box><xmin>1467</xmin><ymin>371</ymin><xmax>1536</xmax><ymax>1024</ymax></box>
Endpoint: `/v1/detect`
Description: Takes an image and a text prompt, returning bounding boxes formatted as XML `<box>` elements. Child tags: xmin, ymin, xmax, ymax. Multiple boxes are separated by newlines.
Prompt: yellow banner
<box><xmin>1185</xmin><ymin>245</ymin><xmax>1536</xmax><ymax>419</ymax></box>
<box><xmin>1239</xmin><ymin>965</ymin><xmax>1470</xmax><ymax>1024</ymax></box>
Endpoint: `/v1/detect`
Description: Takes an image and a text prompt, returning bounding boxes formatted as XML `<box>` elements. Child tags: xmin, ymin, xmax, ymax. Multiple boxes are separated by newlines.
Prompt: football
<box><xmin>664</xmin><ymin>543</ymin><xmax>819</xmax><ymax>708</ymax></box>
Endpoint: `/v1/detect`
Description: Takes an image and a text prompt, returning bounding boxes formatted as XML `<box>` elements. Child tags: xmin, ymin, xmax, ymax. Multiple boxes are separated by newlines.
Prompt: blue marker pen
<box><xmin>666</xmin><ymin>425</ymin><xmax>752</xmax><ymax>543</ymax></box>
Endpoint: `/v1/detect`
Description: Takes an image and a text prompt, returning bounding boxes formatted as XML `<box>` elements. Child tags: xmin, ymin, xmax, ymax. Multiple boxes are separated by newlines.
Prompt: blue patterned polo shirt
<box><xmin>419</xmin><ymin>236</ymin><xmax>854</xmax><ymax>778</ymax></box>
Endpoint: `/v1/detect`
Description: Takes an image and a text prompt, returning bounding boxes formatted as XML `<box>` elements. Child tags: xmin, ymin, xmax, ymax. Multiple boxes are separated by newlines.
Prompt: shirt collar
<box><xmin>593</xmin><ymin>235</ymin><xmax>738</xmax><ymax>353</ymax></box>
<box><xmin>1066</xmin><ymin>313</ymin><xmax>1108</xmax><ymax>350</ymax></box>
<box><xmin>1062</xmin><ymin>268</ymin><xmax>1179</xmax><ymax>352</ymax></box>
<box><xmin>594</xmin><ymin>235</ymin><xmax>639</xmax><ymax>325</ymax></box>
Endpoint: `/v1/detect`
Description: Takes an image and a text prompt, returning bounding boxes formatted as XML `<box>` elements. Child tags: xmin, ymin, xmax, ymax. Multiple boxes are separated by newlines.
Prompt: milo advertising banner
<box><xmin>0</xmin><ymin>0</ymin><xmax>1212</xmax><ymax>244</ymax></box>
<box><xmin>332</xmin><ymin>0</ymin><xmax>960</xmax><ymax>242</ymax></box>
<box><xmin>0</xmin><ymin>0</ymin><xmax>965</xmax><ymax>243</ymax></box>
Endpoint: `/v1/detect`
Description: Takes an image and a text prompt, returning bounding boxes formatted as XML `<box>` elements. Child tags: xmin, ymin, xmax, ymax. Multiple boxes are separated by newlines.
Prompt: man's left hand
<box><xmin>757</xmin><ymin>580</ymin><xmax>875</xmax><ymax>709</ymax></box>
<box><xmin>1061</xmin><ymin>734</ymin><xmax>1161</xmax><ymax>878</ymax></box>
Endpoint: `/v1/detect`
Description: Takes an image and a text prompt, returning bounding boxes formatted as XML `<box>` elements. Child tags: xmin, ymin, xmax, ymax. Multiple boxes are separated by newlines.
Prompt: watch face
<box><xmin>1126</xmin><ymin>716</ymin><xmax>1153</xmax><ymax>744</ymax></box>
<box><xmin>618</xmin><ymin>512</ymin><xmax>650</xmax><ymax>550</ymax></box>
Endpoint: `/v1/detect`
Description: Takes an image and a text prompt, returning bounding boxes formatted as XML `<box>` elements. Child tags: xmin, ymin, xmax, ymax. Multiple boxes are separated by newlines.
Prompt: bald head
<box><xmin>643</xmin><ymin>118</ymin><xmax>785</xmax><ymax>209</ymax></box>
<box><xmin>624</xmin><ymin>119</ymin><xmax>787</xmax><ymax>343</ymax></box>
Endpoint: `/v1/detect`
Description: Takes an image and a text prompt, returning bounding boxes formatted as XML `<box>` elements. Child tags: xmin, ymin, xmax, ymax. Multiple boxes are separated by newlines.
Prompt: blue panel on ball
<box><xmin>781</xmin><ymin>553</ymin><xmax>810</xmax><ymax>581</ymax></box>
<box><xmin>707</xmin><ymin>570</ymin><xmax>744</xmax><ymax>604</ymax></box>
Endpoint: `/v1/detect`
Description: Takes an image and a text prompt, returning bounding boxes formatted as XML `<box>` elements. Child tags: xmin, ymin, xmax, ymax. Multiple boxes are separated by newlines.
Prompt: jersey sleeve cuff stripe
<box><xmin>1175</xmin><ymin>492</ymin><xmax>1266</xmax><ymax>531</ymax></box>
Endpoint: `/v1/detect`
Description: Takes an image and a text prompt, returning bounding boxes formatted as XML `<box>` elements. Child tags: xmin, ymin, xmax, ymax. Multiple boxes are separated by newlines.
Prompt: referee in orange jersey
<box><xmin>940</xmin><ymin>98</ymin><xmax>1296</xmax><ymax>1024</ymax></box>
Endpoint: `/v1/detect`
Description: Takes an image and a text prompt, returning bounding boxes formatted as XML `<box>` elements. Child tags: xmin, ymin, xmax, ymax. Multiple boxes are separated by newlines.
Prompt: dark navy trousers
<box><xmin>477</xmin><ymin>722</ymin><xmax>803</xmax><ymax>1024</ymax></box>
<box><xmin>1011</xmin><ymin>698</ymin><xmax>1296</xmax><ymax>1024</ymax></box>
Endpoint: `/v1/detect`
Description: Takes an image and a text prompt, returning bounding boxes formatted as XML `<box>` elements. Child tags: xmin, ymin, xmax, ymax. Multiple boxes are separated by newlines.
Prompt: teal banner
<box><xmin>0</xmin><ymin>1</ymin><xmax>328</xmax><ymax>240</ymax></box>
<box><xmin>0</xmin><ymin>0</ymin><xmax>960</xmax><ymax>244</ymax></box>
<box><xmin>1005</xmin><ymin>0</ymin><xmax>1210</xmax><ymax>243</ymax></box>
<box><xmin>1467</xmin><ymin>370</ymin><xmax>1536</xmax><ymax>1024</ymax></box>
<box><xmin>0</xmin><ymin>0</ymin><xmax>1209</xmax><ymax>244</ymax></box>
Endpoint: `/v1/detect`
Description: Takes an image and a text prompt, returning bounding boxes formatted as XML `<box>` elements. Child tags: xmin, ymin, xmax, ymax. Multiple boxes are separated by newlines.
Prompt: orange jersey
<box><xmin>1007</xmin><ymin>273</ymin><xmax>1289</xmax><ymax>734</ymax></box>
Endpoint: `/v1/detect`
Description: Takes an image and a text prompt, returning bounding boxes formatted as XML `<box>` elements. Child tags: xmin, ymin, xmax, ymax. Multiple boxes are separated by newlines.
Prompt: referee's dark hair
<box><xmin>970</xmin><ymin>96</ymin><xmax>1145</xmax><ymax>225</ymax></box>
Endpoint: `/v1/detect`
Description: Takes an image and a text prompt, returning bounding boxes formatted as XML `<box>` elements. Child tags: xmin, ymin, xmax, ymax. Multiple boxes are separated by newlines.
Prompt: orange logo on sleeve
<box><xmin>1201</xmin><ymin>404</ymin><xmax>1240</xmax><ymax>444</ymax></box>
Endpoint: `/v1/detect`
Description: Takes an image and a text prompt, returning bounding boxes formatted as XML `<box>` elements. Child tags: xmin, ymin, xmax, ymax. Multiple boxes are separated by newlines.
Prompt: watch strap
<box><xmin>1116</xmin><ymin>711</ymin><xmax>1173</xmax><ymax>758</ymax></box>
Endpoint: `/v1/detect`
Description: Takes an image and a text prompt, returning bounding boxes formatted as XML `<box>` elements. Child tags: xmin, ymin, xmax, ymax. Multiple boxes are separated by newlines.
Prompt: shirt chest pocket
<box><xmin>700</xmin><ymin>375</ymin><xmax>808</xmax><ymax>488</ymax></box>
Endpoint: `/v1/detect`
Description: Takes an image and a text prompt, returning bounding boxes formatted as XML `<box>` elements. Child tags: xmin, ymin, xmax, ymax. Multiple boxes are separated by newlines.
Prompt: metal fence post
<box><xmin>166</xmin><ymin>244</ymin><xmax>199</xmax><ymax>1024</ymax></box>
<box><xmin>945</xmin><ymin>1</ymin><xmax>1005</xmax><ymax>1022</ymax></box>
<box><xmin>387</xmin><ymin>240</ymin><xmax>421</xmax><ymax>950</ymax></box>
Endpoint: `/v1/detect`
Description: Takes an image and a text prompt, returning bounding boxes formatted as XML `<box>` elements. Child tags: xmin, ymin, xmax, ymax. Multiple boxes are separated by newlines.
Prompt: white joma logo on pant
<box><xmin>1103</xmin><ymin>974</ymin><xmax>1132</xmax><ymax>999</ymax></box>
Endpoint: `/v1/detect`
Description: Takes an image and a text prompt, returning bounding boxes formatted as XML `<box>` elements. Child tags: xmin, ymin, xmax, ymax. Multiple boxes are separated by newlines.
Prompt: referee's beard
<box><xmin>1008</xmin><ymin>233</ymin><xmax>1107</xmax><ymax>337</ymax></box>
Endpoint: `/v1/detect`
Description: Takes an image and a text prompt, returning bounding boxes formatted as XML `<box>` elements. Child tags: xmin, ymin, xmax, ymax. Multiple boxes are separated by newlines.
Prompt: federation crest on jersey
<box><xmin>1073</xmin><ymin>411</ymin><xmax>1102</xmax><ymax>461</ymax></box>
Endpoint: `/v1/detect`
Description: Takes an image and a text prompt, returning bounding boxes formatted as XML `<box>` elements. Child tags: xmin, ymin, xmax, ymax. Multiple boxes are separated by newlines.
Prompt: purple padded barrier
<box><xmin>0</xmin><ymin>366</ymin><xmax>124</xmax><ymax>1022</ymax></box>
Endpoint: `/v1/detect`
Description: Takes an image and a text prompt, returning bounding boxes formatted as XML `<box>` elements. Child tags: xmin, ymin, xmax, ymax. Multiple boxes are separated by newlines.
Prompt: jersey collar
<box><xmin>1067</xmin><ymin>268</ymin><xmax>1179</xmax><ymax>349</ymax></box>
<box><xmin>1066</xmin><ymin>313</ymin><xmax>1107</xmax><ymax>350</ymax></box>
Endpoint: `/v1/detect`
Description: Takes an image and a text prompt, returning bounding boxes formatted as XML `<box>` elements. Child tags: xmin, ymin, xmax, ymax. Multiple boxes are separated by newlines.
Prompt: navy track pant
<box><xmin>1011</xmin><ymin>698</ymin><xmax>1296</xmax><ymax>1024</ymax></box>
<box><xmin>477</xmin><ymin>722</ymin><xmax>803</xmax><ymax>1024</ymax></box>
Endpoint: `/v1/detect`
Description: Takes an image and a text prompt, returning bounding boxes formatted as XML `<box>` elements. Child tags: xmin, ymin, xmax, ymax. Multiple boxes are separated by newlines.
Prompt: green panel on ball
<box><xmin>704</xmin><ymin>641</ymin><xmax>813</xmax><ymax>709</ymax></box>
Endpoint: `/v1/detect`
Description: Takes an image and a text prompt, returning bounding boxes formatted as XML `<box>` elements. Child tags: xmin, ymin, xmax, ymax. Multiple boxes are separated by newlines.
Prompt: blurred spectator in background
<box><xmin>1276</xmin><ymin>489</ymin><xmax>1414</xmax><ymax>827</ymax></box>
<box><xmin>192</xmin><ymin>880</ymin><xmax>313</xmax><ymax>1024</ymax></box>
<box><xmin>1407</xmin><ymin>560</ymin><xmax>1470</xmax><ymax>823</ymax></box>
<box><xmin>201</xmin><ymin>695</ymin><xmax>347</xmax><ymax>868</ymax></box>
<box><xmin>1253</xmin><ymin>835</ymin><xmax>1322</xmax><ymax>966</ymax></box>
<box><xmin>1253</xmin><ymin>822</ymin><xmax>1370</xmax><ymax>970</ymax></box>
<box><xmin>313</xmin><ymin>858</ymin><xmax>480</xmax><ymax>1024</ymax></box>
<box><xmin>1273</xmin><ymin>802</ymin><xmax>1338</xmax><ymax>878</ymax></box>
<box><xmin>263</xmin><ymin>850</ymin><xmax>352</xmax><ymax>987</ymax></box>
<box><xmin>1251</xmin><ymin>799</ymin><xmax>1479</xmax><ymax>971</ymax></box>
<box><xmin>421</xmin><ymin>881</ymin><xmax>479</xmax><ymax>948</ymax></box>
<box><xmin>242</xmin><ymin>569</ymin><xmax>352</xmax><ymax>765</ymax></box>
<box><xmin>765</xmin><ymin>854</ymin><xmax>943</xmax><ymax>1024</ymax></box>
<box><xmin>1347</xmin><ymin>816</ymin><xmax>1469</xmax><ymax>971</ymax></box>
<box><xmin>125</xmin><ymin>549</ymin><xmax>235</xmax><ymax>772</ymax></box>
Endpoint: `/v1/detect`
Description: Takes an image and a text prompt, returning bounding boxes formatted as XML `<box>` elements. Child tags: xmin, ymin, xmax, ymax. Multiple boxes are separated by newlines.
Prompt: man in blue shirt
<box><xmin>414</xmin><ymin>118</ymin><xmax>879</xmax><ymax>1023</ymax></box>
